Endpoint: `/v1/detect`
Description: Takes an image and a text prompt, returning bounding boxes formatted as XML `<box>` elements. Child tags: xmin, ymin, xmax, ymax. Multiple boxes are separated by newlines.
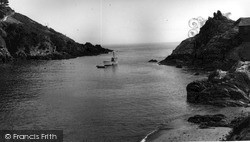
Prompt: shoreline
<box><xmin>0</xmin><ymin>49</ymin><xmax>112</xmax><ymax>64</ymax></box>
<box><xmin>142</xmin><ymin>107</ymin><xmax>250</xmax><ymax>142</ymax></box>
<box><xmin>141</xmin><ymin>129</ymin><xmax>158</xmax><ymax>142</ymax></box>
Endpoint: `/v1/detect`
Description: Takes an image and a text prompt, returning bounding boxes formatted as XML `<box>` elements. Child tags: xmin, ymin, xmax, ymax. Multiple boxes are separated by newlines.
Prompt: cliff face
<box><xmin>160</xmin><ymin>11</ymin><xmax>242</xmax><ymax>71</ymax></box>
<box><xmin>0</xmin><ymin>7</ymin><xmax>111</xmax><ymax>62</ymax></box>
<box><xmin>186</xmin><ymin>61</ymin><xmax>250</xmax><ymax>107</ymax></box>
<box><xmin>0</xmin><ymin>30</ymin><xmax>12</xmax><ymax>62</ymax></box>
<box><xmin>160</xmin><ymin>11</ymin><xmax>250</xmax><ymax>107</ymax></box>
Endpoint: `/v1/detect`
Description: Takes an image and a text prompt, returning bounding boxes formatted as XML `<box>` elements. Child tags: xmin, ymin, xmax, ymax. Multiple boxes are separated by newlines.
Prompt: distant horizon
<box><xmin>9</xmin><ymin>0</ymin><xmax>250</xmax><ymax>45</ymax></box>
<box><xmin>101</xmin><ymin>41</ymin><xmax>180</xmax><ymax>46</ymax></box>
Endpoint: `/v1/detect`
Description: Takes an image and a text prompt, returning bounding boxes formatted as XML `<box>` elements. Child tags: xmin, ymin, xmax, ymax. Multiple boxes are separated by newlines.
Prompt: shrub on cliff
<box><xmin>3</xmin><ymin>23</ymin><xmax>41</xmax><ymax>54</ymax></box>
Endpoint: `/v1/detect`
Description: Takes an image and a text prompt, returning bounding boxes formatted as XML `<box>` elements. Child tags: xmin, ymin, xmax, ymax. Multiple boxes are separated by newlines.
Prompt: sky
<box><xmin>8</xmin><ymin>0</ymin><xmax>250</xmax><ymax>45</ymax></box>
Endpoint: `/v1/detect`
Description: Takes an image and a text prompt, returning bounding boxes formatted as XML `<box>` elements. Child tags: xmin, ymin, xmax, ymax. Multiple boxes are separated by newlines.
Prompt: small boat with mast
<box><xmin>96</xmin><ymin>51</ymin><xmax>118</xmax><ymax>68</ymax></box>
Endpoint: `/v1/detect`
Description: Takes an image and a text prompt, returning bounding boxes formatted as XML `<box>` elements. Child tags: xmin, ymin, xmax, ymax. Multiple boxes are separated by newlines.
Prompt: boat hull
<box><xmin>96</xmin><ymin>65</ymin><xmax>106</xmax><ymax>68</ymax></box>
<box><xmin>103</xmin><ymin>61</ymin><xmax>118</xmax><ymax>66</ymax></box>
<box><xmin>98</xmin><ymin>52</ymin><xmax>118</xmax><ymax>68</ymax></box>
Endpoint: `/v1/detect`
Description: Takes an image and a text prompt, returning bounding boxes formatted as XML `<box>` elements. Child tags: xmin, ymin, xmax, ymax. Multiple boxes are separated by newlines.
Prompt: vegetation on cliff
<box><xmin>160</xmin><ymin>11</ymin><xmax>242</xmax><ymax>71</ymax></box>
<box><xmin>166</xmin><ymin>11</ymin><xmax>250</xmax><ymax>107</ymax></box>
<box><xmin>159</xmin><ymin>10</ymin><xmax>250</xmax><ymax>141</ymax></box>
<box><xmin>0</xmin><ymin>5</ymin><xmax>111</xmax><ymax>62</ymax></box>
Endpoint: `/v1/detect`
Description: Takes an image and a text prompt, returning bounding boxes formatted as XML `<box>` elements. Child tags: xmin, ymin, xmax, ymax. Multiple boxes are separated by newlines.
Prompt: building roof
<box><xmin>239</xmin><ymin>18</ymin><xmax>250</xmax><ymax>26</ymax></box>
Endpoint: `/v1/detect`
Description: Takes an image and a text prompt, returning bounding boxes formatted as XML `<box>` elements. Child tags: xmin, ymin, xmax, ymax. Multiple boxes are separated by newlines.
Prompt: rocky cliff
<box><xmin>186</xmin><ymin>61</ymin><xmax>250</xmax><ymax>107</ymax></box>
<box><xmin>160</xmin><ymin>11</ymin><xmax>243</xmax><ymax>71</ymax></box>
<box><xmin>0</xmin><ymin>6</ymin><xmax>111</xmax><ymax>62</ymax></box>
<box><xmin>159</xmin><ymin>10</ymin><xmax>250</xmax><ymax>140</ymax></box>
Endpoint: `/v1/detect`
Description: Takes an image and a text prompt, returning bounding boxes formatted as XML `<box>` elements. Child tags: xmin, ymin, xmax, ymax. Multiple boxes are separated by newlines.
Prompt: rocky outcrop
<box><xmin>0</xmin><ymin>27</ymin><xmax>12</xmax><ymax>62</ymax></box>
<box><xmin>160</xmin><ymin>11</ymin><xmax>242</xmax><ymax>71</ymax></box>
<box><xmin>188</xmin><ymin>114</ymin><xmax>248</xmax><ymax>131</ymax></box>
<box><xmin>0</xmin><ymin>6</ymin><xmax>111</xmax><ymax>62</ymax></box>
<box><xmin>226</xmin><ymin>116</ymin><xmax>250</xmax><ymax>140</ymax></box>
<box><xmin>148</xmin><ymin>59</ymin><xmax>158</xmax><ymax>63</ymax></box>
<box><xmin>186</xmin><ymin>61</ymin><xmax>250</xmax><ymax>107</ymax></box>
<box><xmin>188</xmin><ymin>114</ymin><xmax>228</xmax><ymax>128</ymax></box>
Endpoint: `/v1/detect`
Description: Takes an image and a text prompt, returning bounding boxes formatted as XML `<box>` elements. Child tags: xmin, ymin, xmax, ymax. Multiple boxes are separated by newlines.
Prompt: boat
<box><xmin>103</xmin><ymin>51</ymin><xmax>118</xmax><ymax>66</ymax></box>
<box><xmin>103</xmin><ymin>61</ymin><xmax>113</xmax><ymax>66</ymax></box>
<box><xmin>96</xmin><ymin>65</ymin><xmax>106</xmax><ymax>68</ymax></box>
<box><xmin>96</xmin><ymin>51</ymin><xmax>118</xmax><ymax>68</ymax></box>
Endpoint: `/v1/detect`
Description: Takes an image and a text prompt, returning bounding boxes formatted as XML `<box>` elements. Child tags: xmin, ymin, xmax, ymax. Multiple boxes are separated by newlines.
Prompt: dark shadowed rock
<box><xmin>188</xmin><ymin>114</ymin><xmax>229</xmax><ymax>129</ymax></box>
<box><xmin>176</xmin><ymin>64</ymin><xmax>183</xmax><ymax>68</ymax></box>
<box><xmin>188</xmin><ymin>114</ymin><xmax>226</xmax><ymax>123</ymax></box>
<box><xmin>0</xmin><ymin>28</ymin><xmax>7</xmax><ymax>37</ymax></box>
<box><xmin>186</xmin><ymin>61</ymin><xmax>250</xmax><ymax>107</ymax></box>
<box><xmin>15</xmin><ymin>50</ymin><xmax>27</xmax><ymax>59</ymax></box>
<box><xmin>0</xmin><ymin>6</ymin><xmax>112</xmax><ymax>62</ymax></box>
<box><xmin>194</xmin><ymin>72</ymin><xmax>200</xmax><ymax>75</ymax></box>
<box><xmin>0</xmin><ymin>28</ymin><xmax>12</xmax><ymax>62</ymax></box>
<box><xmin>159</xmin><ymin>37</ymin><xmax>195</xmax><ymax>66</ymax></box>
<box><xmin>226</xmin><ymin>116</ymin><xmax>250</xmax><ymax>140</ymax></box>
<box><xmin>148</xmin><ymin>59</ymin><xmax>158</xmax><ymax>63</ymax></box>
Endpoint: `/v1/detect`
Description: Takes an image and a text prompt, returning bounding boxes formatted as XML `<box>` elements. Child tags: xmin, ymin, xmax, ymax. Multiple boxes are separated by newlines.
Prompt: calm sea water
<box><xmin>0</xmin><ymin>43</ymin><xmax>211</xmax><ymax>142</ymax></box>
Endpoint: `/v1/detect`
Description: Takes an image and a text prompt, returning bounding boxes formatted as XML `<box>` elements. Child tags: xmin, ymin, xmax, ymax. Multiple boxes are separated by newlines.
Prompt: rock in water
<box><xmin>148</xmin><ymin>59</ymin><xmax>158</xmax><ymax>63</ymax></box>
<box><xmin>188</xmin><ymin>114</ymin><xmax>228</xmax><ymax>128</ymax></box>
<box><xmin>186</xmin><ymin>61</ymin><xmax>250</xmax><ymax>107</ymax></box>
<box><xmin>188</xmin><ymin>114</ymin><xmax>226</xmax><ymax>123</ymax></box>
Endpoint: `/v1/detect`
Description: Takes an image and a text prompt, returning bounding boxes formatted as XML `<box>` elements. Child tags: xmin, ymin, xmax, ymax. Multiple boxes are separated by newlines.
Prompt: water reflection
<box><xmin>104</xmin><ymin>65</ymin><xmax>118</xmax><ymax>74</ymax></box>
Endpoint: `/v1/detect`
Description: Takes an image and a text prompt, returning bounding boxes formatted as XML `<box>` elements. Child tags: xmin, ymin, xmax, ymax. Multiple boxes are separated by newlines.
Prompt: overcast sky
<box><xmin>9</xmin><ymin>0</ymin><xmax>250</xmax><ymax>45</ymax></box>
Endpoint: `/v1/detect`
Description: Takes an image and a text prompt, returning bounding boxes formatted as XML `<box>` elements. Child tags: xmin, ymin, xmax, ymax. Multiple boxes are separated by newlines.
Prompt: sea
<box><xmin>0</xmin><ymin>43</ymin><xmax>214</xmax><ymax>142</ymax></box>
